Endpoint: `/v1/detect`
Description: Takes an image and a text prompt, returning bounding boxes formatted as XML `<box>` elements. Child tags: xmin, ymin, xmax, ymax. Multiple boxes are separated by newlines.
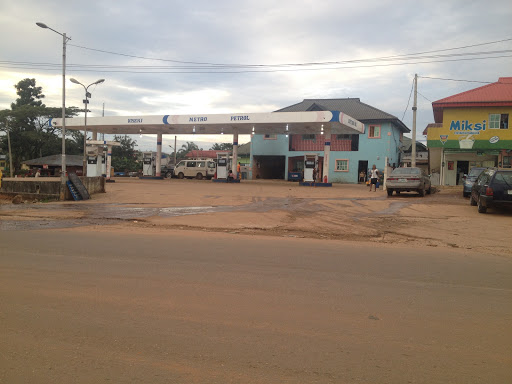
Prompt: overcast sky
<box><xmin>1</xmin><ymin>0</ymin><xmax>511</xmax><ymax>152</ymax></box>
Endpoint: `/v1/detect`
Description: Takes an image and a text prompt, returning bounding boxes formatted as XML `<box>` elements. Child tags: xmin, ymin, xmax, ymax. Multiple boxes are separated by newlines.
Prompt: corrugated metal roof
<box><xmin>23</xmin><ymin>154</ymin><xmax>83</xmax><ymax>167</ymax></box>
<box><xmin>434</xmin><ymin>77</ymin><xmax>512</xmax><ymax>104</ymax></box>
<box><xmin>432</xmin><ymin>77</ymin><xmax>512</xmax><ymax>123</ymax></box>
<box><xmin>276</xmin><ymin>98</ymin><xmax>410</xmax><ymax>132</ymax></box>
<box><xmin>401</xmin><ymin>136</ymin><xmax>427</xmax><ymax>152</ymax></box>
<box><xmin>185</xmin><ymin>150</ymin><xmax>226</xmax><ymax>159</ymax></box>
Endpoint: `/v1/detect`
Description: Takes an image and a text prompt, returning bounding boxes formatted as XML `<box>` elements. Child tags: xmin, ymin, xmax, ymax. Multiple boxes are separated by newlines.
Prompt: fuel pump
<box><xmin>86</xmin><ymin>145</ymin><xmax>100</xmax><ymax>177</ymax></box>
<box><xmin>100</xmin><ymin>150</ymin><xmax>106</xmax><ymax>176</ymax></box>
<box><xmin>303</xmin><ymin>154</ymin><xmax>318</xmax><ymax>182</ymax></box>
<box><xmin>142</xmin><ymin>152</ymin><xmax>155</xmax><ymax>176</ymax></box>
<box><xmin>216</xmin><ymin>152</ymin><xmax>229</xmax><ymax>179</ymax></box>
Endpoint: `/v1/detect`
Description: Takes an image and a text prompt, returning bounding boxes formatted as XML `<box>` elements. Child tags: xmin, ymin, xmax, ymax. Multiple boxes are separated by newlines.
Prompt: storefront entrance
<box><xmin>252</xmin><ymin>155</ymin><xmax>286</xmax><ymax>179</ymax></box>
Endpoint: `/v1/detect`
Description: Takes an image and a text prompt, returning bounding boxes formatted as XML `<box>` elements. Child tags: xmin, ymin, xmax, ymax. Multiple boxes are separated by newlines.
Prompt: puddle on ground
<box><xmin>0</xmin><ymin>195</ymin><xmax>410</xmax><ymax>231</ymax></box>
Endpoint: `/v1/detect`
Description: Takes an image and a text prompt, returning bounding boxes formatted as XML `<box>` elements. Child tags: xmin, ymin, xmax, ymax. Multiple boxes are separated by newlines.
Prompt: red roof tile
<box><xmin>423</xmin><ymin>123</ymin><xmax>442</xmax><ymax>136</ymax></box>
<box><xmin>432</xmin><ymin>77</ymin><xmax>512</xmax><ymax>123</ymax></box>
<box><xmin>185</xmin><ymin>150</ymin><xmax>227</xmax><ymax>158</ymax></box>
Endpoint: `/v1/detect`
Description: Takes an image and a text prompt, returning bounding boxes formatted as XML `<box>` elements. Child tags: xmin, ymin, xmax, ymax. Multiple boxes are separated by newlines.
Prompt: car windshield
<box><xmin>468</xmin><ymin>168</ymin><xmax>485</xmax><ymax>177</ymax></box>
<box><xmin>391</xmin><ymin>168</ymin><xmax>420</xmax><ymax>175</ymax></box>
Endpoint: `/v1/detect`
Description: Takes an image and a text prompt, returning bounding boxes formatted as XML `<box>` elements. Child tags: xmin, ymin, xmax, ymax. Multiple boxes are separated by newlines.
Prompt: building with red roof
<box><xmin>425</xmin><ymin>77</ymin><xmax>512</xmax><ymax>186</ymax></box>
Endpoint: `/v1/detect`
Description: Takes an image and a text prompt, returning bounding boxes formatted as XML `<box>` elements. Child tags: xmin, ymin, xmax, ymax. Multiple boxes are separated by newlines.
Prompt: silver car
<box><xmin>386</xmin><ymin>167</ymin><xmax>431</xmax><ymax>197</ymax></box>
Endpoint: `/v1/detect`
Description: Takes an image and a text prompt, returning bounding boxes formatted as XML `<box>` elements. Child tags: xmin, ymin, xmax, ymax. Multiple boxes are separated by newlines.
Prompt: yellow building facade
<box><xmin>426</xmin><ymin>77</ymin><xmax>512</xmax><ymax>186</ymax></box>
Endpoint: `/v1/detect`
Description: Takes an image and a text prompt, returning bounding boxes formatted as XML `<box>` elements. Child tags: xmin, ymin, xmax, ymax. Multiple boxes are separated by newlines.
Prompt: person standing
<box><xmin>237</xmin><ymin>162</ymin><xmax>241</xmax><ymax>180</ymax></box>
<box><xmin>369</xmin><ymin>164</ymin><xmax>379</xmax><ymax>192</ymax></box>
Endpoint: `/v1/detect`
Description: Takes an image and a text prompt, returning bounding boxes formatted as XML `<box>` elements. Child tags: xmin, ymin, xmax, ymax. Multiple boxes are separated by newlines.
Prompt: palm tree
<box><xmin>177</xmin><ymin>141</ymin><xmax>202</xmax><ymax>159</ymax></box>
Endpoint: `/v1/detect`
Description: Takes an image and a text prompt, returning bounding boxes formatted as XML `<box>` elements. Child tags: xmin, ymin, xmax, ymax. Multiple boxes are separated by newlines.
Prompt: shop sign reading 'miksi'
<box><xmin>449</xmin><ymin>119</ymin><xmax>486</xmax><ymax>134</ymax></box>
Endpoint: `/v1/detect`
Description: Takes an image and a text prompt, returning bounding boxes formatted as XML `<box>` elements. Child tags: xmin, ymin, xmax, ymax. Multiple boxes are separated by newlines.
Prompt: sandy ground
<box><xmin>2</xmin><ymin>179</ymin><xmax>512</xmax><ymax>383</ymax></box>
<box><xmin>1</xmin><ymin>178</ymin><xmax>511</xmax><ymax>256</ymax></box>
<box><xmin>1</xmin><ymin>230</ymin><xmax>511</xmax><ymax>383</ymax></box>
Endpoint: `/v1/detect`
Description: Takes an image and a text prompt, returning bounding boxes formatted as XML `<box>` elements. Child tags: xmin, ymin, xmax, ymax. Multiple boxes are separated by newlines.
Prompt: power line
<box><xmin>418</xmin><ymin>76</ymin><xmax>493</xmax><ymax>84</ymax></box>
<box><xmin>1</xmin><ymin>54</ymin><xmax>511</xmax><ymax>74</ymax></box>
<box><xmin>402</xmin><ymin>78</ymin><xmax>414</xmax><ymax>121</ymax></box>
<box><xmin>67</xmin><ymin>37</ymin><xmax>512</xmax><ymax>67</ymax></box>
<box><xmin>417</xmin><ymin>91</ymin><xmax>433</xmax><ymax>103</ymax></box>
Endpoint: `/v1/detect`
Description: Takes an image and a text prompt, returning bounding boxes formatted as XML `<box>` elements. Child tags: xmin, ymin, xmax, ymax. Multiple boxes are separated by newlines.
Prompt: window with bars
<box><xmin>335</xmin><ymin>159</ymin><xmax>349</xmax><ymax>171</ymax></box>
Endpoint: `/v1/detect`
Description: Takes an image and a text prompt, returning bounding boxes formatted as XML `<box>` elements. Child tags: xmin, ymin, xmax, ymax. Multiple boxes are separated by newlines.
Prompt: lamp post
<box><xmin>70</xmin><ymin>78</ymin><xmax>105</xmax><ymax>176</ymax></box>
<box><xmin>36</xmin><ymin>22</ymin><xmax>70</xmax><ymax>184</ymax></box>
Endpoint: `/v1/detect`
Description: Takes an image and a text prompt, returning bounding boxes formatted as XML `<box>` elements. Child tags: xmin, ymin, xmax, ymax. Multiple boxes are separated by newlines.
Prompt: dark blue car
<box><xmin>470</xmin><ymin>168</ymin><xmax>512</xmax><ymax>213</ymax></box>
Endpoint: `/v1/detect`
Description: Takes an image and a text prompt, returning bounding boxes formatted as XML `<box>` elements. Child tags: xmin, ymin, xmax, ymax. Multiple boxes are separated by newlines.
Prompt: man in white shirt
<box><xmin>369</xmin><ymin>164</ymin><xmax>379</xmax><ymax>192</ymax></box>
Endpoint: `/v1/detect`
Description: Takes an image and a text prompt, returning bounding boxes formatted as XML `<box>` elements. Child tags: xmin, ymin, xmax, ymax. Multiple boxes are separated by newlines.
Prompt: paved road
<box><xmin>1</xmin><ymin>229</ymin><xmax>511</xmax><ymax>383</ymax></box>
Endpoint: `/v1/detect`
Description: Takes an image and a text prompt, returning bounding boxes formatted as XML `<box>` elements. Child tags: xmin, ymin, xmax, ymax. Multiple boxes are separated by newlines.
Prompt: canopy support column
<box><xmin>322</xmin><ymin>128</ymin><xmax>331</xmax><ymax>183</ymax></box>
<box><xmin>155</xmin><ymin>133</ymin><xmax>162</xmax><ymax>177</ymax></box>
<box><xmin>233</xmin><ymin>128</ymin><xmax>239</xmax><ymax>179</ymax></box>
<box><xmin>106</xmin><ymin>145</ymin><xmax>112</xmax><ymax>180</ymax></box>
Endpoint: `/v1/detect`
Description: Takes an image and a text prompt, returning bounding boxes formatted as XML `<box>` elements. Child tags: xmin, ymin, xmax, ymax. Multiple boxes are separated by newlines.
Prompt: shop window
<box><xmin>368</xmin><ymin>125</ymin><xmax>381</xmax><ymax>138</ymax></box>
<box><xmin>335</xmin><ymin>159</ymin><xmax>349</xmax><ymax>172</ymax></box>
<box><xmin>489</xmin><ymin>113</ymin><xmax>509</xmax><ymax>129</ymax></box>
<box><xmin>264</xmin><ymin>134</ymin><xmax>277</xmax><ymax>140</ymax></box>
<box><xmin>302</xmin><ymin>134</ymin><xmax>316</xmax><ymax>140</ymax></box>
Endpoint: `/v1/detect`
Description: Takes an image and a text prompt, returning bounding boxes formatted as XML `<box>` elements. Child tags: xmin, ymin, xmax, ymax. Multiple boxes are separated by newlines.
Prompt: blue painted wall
<box><xmin>251</xmin><ymin>122</ymin><xmax>403</xmax><ymax>183</ymax></box>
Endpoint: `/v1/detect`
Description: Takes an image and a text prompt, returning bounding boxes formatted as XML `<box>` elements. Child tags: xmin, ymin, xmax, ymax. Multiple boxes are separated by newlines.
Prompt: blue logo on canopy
<box><xmin>329</xmin><ymin>111</ymin><xmax>340</xmax><ymax>122</ymax></box>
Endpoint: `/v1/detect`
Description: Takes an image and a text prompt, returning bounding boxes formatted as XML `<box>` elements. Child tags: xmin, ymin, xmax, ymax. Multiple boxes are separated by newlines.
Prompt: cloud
<box><xmin>0</xmin><ymin>0</ymin><xmax>511</xmax><ymax>151</ymax></box>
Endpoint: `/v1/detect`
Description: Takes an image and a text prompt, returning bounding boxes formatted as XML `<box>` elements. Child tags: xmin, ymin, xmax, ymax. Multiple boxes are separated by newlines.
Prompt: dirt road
<box><xmin>1</xmin><ymin>230</ymin><xmax>511</xmax><ymax>383</ymax></box>
<box><xmin>1</xmin><ymin>178</ymin><xmax>511</xmax><ymax>255</ymax></box>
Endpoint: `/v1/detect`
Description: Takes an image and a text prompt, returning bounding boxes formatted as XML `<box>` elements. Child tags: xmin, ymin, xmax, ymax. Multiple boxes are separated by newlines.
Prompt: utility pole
<box><xmin>7</xmin><ymin>127</ymin><xmax>13</xmax><ymax>177</ymax></box>
<box><xmin>174</xmin><ymin>136</ymin><xmax>177</xmax><ymax>166</ymax></box>
<box><xmin>411</xmin><ymin>74</ymin><xmax>418</xmax><ymax>168</ymax></box>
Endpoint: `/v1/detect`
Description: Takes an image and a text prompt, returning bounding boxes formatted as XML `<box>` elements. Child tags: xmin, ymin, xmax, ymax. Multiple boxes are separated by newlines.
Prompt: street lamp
<box><xmin>36</xmin><ymin>22</ymin><xmax>70</xmax><ymax>184</ymax></box>
<box><xmin>70</xmin><ymin>78</ymin><xmax>105</xmax><ymax>176</ymax></box>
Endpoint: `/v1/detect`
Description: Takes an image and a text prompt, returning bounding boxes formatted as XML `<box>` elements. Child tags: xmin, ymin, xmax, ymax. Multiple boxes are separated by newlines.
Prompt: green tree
<box><xmin>0</xmin><ymin>78</ymin><xmax>80</xmax><ymax>173</ymax></box>
<box><xmin>176</xmin><ymin>141</ymin><xmax>202</xmax><ymax>160</ymax></box>
<box><xmin>11</xmin><ymin>78</ymin><xmax>45</xmax><ymax>109</ymax></box>
<box><xmin>209</xmin><ymin>143</ymin><xmax>233</xmax><ymax>151</ymax></box>
<box><xmin>112</xmin><ymin>135</ymin><xmax>139</xmax><ymax>172</ymax></box>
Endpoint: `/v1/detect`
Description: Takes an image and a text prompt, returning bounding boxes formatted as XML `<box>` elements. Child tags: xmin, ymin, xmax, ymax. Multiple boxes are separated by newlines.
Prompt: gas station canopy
<box><xmin>49</xmin><ymin>111</ymin><xmax>365</xmax><ymax>136</ymax></box>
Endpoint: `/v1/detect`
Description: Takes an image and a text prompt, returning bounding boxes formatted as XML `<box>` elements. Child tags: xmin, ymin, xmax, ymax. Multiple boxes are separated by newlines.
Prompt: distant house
<box><xmin>22</xmin><ymin>154</ymin><xmax>84</xmax><ymax>176</ymax></box>
<box><xmin>400</xmin><ymin>137</ymin><xmax>428</xmax><ymax>172</ymax></box>
<box><xmin>250</xmin><ymin>98</ymin><xmax>410</xmax><ymax>182</ymax></box>
<box><xmin>184</xmin><ymin>145</ymin><xmax>251</xmax><ymax>166</ymax></box>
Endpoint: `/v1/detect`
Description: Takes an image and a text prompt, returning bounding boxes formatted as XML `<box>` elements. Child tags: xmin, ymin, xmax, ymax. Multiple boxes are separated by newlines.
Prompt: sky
<box><xmin>1</xmin><ymin>0</ymin><xmax>512</xmax><ymax>152</ymax></box>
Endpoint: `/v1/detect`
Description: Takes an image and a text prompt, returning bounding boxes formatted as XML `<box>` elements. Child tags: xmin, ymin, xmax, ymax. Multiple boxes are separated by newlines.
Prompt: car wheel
<box><xmin>387</xmin><ymin>189</ymin><xmax>393</xmax><ymax>197</ymax></box>
<box><xmin>196</xmin><ymin>172</ymin><xmax>203</xmax><ymax>180</ymax></box>
<box><xmin>418</xmin><ymin>185</ymin><xmax>425</xmax><ymax>197</ymax></box>
<box><xmin>470</xmin><ymin>194</ymin><xmax>477</xmax><ymax>206</ymax></box>
<box><xmin>178</xmin><ymin>172</ymin><xmax>184</xmax><ymax>179</ymax></box>
<box><xmin>165</xmin><ymin>171</ymin><xmax>173</xmax><ymax>179</ymax></box>
<box><xmin>477</xmin><ymin>197</ymin><xmax>487</xmax><ymax>213</ymax></box>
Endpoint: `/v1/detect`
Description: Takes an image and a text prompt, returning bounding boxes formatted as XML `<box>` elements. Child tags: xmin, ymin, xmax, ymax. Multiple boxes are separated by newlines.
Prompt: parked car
<box><xmin>463</xmin><ymin>167</ymin><xmax>487</xmax><ymax>197</ymax></box>
<box><xmin>174</xmin><ymin>159</ymin><xmax>216</xmax><ymax>180</ymax></box>
<box><xmin>470</xmin><ymin>168</ymin><xmax>512</xmax><ymax>213</ymax></box>
<box><xmin>386</xmin><ymin>167</ymin><xmax>431</xmax><ymax>197</ymax></box>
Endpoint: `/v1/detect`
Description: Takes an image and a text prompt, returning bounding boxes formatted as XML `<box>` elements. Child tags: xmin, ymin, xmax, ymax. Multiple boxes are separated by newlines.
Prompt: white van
<box><xmin>174</xmin><ymin>159</ymin><xmax>216</xmax><ymax>180</ymax></box>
